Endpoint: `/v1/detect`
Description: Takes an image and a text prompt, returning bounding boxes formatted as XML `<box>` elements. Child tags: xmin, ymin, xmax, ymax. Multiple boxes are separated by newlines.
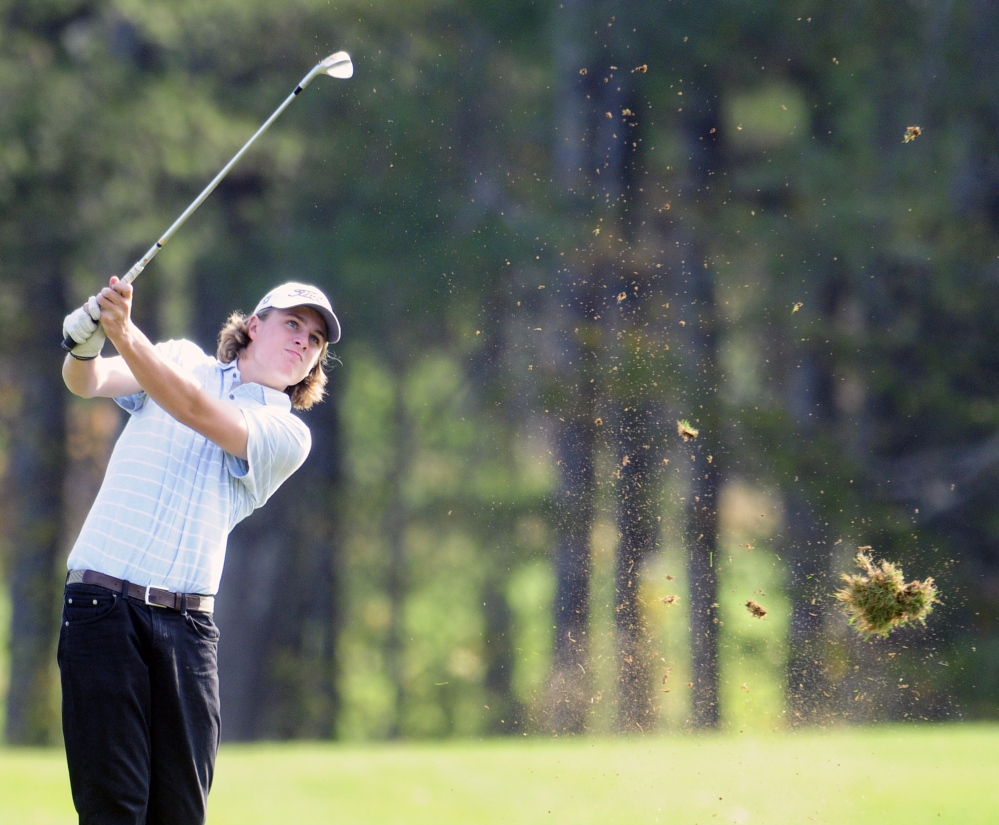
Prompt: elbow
<box><xmin>62</xmin><ymin>359</ymin><xmax>97</xmax><ymax>398</ymax></box>
<box><xmin>64</xmin><ymin>381</ymin><xmax>96</xmax><ymax>399</ymax></box>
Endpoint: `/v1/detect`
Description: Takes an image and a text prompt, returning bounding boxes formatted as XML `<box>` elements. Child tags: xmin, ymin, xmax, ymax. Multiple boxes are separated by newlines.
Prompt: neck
<box><xmin>235</xmin><ymin>352</ymin><xmax>283</xmax><ymax>391</ymax></box>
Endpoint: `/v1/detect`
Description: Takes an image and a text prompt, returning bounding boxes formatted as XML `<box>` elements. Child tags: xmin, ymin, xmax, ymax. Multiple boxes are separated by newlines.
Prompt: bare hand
<box><xmin>96</xmin><ymin>276</ymin><xmax>134</xmax><ymax>345</ymax></box>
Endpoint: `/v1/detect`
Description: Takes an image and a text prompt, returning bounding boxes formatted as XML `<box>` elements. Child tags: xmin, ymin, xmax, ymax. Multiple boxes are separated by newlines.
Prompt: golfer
<box><xmin>59</xmin><ymin>276</ymin><xmax>340</xmax><ymax>825</ymax></box>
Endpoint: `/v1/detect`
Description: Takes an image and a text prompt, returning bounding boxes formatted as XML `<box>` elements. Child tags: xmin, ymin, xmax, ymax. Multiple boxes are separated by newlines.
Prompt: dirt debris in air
<box><xmin>834</xmin><ymin>551</ymin><xmax>939</xmax><ymax>637</ymax></box>
<box><xmin>661</xmin><ymin>594</ymin><xmax>680</xmax><ymax>606</ymax></box>
<box><xmin>677</xmin><ymin>420</ymin><xmax>699</xmax><ymax>441</ymax></box>
<box><xmin>745</xmin><ymin>600</ymin><xmax>768</xmax><ymax>619</ymax></box>
<box><xmin>903</xmin><ymin>125</ymin><xmax>922</xmax><ymax>143</ymax></box>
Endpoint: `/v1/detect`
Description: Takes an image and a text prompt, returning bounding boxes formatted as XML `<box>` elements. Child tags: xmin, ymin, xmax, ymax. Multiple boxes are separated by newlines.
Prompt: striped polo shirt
<box><xmin>66</xmin><ymin>339</ymin><xmax>312</xmax><ymax>595</ymax></box>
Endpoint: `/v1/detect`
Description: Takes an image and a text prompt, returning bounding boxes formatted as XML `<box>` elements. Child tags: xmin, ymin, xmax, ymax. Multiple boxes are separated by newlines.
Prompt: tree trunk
<box><xmin>577</xmin><ymin>38</ymin><xmax>663</xmax><ymax>734</ymax></box>
<box><xmin>781</xmin><ymin>287</ymin><xmax>839</xmax><ymax>723</ymax></box>
<box><xmin>783</xmin><ymin>489</ymin><xmax>832</xmax><ymax>724</ymax></box>
<box><xmin>383</xmin><ymin>364</ymin><xmax>411</xmax><ymax>738</ymax></box>
<box><xmin>4</xmin><ymin>268</ymin><xmax>68</xmax><ymax>745</ymax></box>
<box><xmin>545</xmin><ymin>415</ymin><xmax>597</xmax><ymax>733</ymax></box>
<box><xmin>217</xmin><ymin>388</ymin><xmax>343</xmax><ymax>740</ymax></box>
<box><xmin>686</xmin><ymin>443</ymin><xmax>721</xmax><ymax>728</ymax></box>
<box><xmin>542</xmin><ymin>0</ymin><xmax>599</xmax><ymax>734</ymax></box>
<box><xmin>481</xmin><ymin>571</ymin><xmax>523</xmax><ymax>734</ymax></box>
<box><xmin>677</xmin><ymin>84</ymin><xmax>724</xmax><ymax>730</ymax></box>
<box><xmin>614</xmin><ymin>403</ymin><xmax>659</xmax><ymax>732</ymax></box>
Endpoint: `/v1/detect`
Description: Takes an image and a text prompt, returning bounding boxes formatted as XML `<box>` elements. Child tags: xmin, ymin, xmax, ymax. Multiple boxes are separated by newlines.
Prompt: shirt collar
<box><xmin>222</xmin><ymin>360</ymin><xmax>292</xmax><ymax>411</ymax></box>
<box><xmin>258</xmin><ymin>385</ymin><xmax>293</xmax><ymax>409</ymax></box>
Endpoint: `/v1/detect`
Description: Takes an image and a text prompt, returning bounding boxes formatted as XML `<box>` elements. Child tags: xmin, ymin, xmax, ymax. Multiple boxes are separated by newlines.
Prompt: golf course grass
<box><xmin>1</xmin><ymin>723</ymin><xmax>995</xmax><ymax>824</ymax></box>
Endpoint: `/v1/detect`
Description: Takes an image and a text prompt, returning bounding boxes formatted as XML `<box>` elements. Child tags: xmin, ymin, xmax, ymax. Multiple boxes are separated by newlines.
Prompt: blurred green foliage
<box><xmin>1</xmin><ymin>0</ymin><xmax>998</xmax><ymax>743</ymax></box>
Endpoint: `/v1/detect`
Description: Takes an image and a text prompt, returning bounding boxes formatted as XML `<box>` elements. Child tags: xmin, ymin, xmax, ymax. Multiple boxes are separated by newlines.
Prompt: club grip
<box><xmin>62</xmin><ymin>335</ymin><xmax>78</xmax><ymax>353</ymax></box>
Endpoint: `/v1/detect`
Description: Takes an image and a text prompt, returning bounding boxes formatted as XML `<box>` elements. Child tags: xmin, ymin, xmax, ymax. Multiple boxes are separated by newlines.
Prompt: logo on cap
<box><xmin>290</xmin><ymin>287</ymin><xmax>326</xmax><ymax>304</ymax></box>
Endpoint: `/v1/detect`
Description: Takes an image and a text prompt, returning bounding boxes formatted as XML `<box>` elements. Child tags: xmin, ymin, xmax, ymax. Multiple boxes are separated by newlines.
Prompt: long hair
<box><xmin>216</xmin><ymin>308</ymin><xmax>329</xmax><ymax>410</ymax></box>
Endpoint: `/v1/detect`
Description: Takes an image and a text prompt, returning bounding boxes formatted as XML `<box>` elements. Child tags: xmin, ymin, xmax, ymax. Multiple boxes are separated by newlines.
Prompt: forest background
<box><xmin>1</xmin><ymin>0</ymin><xmax>998</xmax><ymax>746</ymax></box>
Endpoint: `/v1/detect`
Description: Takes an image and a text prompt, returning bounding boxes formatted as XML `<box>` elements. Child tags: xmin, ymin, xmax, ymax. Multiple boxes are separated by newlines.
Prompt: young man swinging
<box><xmin>59</xmin><ymin>276</ymin><xmax>340</xmax><ymax>825</ymax></box>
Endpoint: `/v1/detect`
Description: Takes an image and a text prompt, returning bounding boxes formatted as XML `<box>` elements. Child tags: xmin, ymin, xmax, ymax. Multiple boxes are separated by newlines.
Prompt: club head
<box><xmin>320</xmin><ymin>51</ymin><xmax>353</xmax><ymax>79</ymax></box>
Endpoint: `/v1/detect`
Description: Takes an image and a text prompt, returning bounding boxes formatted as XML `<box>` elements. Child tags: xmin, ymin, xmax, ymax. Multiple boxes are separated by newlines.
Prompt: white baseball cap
<box><xmin>253</xmin><ymin>282</ymin><xmax>341</xmax><ymax>344</ymax></box>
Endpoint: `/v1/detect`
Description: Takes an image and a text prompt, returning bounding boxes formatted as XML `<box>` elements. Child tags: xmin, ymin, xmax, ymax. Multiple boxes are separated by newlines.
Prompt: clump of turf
<box><xmin>676</xmin><ymin>420</ymin><xmax>699</xmax><ymax>441</ymax></box>
<box><xmin>834</xmin><ymin>552</ymin><xmax>939</xmax><ymax>638</ymax></box>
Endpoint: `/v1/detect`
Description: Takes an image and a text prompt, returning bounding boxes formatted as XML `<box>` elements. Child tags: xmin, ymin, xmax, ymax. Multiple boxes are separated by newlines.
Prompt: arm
<box><xmin>62</xmin><ymin>294</ymin><xmax>142</xmax><ymax>398</ymax></box>
<box><xmin>63</xmin><ymin>352</ymin><xmax>143</xmax><ymax>400</ymax></box>
<box><xmin>85</xmin><ymin>277</ymin><xmax>250</xmax><ymax>460</ymax></box>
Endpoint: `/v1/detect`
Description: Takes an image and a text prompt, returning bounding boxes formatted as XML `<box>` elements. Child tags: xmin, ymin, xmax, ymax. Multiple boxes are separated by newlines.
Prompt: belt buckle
<box><xmin>144</xmin><ymin>585</ymin><xmax>171</xmax><ymax>608</ymax></box>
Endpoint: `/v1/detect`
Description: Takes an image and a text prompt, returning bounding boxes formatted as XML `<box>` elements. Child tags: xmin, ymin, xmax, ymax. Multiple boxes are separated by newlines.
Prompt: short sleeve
<box><xmin>230</xmin><ymin>405</ymin><xmax>312</xmax><ymax>507</ymax></box>
<box><xmin>115</xmin><ymin>339</ymin><xmax>214</xmax><ymax>414</ymax></box>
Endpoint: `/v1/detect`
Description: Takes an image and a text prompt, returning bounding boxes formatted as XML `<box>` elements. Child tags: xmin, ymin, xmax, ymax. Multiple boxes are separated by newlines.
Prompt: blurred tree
<box><xmin>540</xmin><ymin>0</ymin><xmax>607</xmax><ymax>734</ymax></box>
<box><xmin>692</xmin><ymin>0</ymin><xmax>999</xmax><ymax>720</ymax></box>
<box><xmin>217</xmin><ymin>392</ymin><xmax>344</xmax><ymax>739</ymax></box>
<box><xmin>0</xmin><ymin>0</ymin><xmax>363</xmax><ymax>742</ymax></box>
<box><xmin>5</xmin><ymin>0</ymin><xmax>999</xmax><ymax>745</ymax></box>
<box><xmin>0</xmin><ymin>0</ymin><xmax>142</xmax><ymax>744</ymax></box>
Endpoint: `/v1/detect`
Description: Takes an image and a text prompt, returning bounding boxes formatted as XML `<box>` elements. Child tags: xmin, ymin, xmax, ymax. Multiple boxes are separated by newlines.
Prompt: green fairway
<box><xmin>2</xmin><ymin>724</ymin><xmax>996</xmax><ymax>824</ymax></box>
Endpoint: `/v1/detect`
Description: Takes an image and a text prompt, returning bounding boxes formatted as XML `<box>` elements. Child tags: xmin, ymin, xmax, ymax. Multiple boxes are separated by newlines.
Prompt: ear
<box><xmin>247</xmin><ymin>314</ymin><xmax>261</xmax><ymax>341</ymax></box>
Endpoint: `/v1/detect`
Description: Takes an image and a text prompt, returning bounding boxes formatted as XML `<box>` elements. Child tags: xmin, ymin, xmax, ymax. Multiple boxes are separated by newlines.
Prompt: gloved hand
<box><xmin>62</xmin><ymin>296</ymin><xmax>106</xmax><ymax>360</ymax></box>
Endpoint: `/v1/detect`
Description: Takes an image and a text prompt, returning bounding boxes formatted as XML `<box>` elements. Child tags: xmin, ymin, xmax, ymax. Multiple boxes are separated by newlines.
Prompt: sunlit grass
<box><xmin>3</xmin><ymin>724</ymin><xmax>996</xmax><ymax>824</ymax></box>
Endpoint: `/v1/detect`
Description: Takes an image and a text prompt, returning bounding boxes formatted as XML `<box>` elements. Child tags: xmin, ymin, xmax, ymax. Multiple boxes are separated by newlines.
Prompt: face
<box><xmin>245</xmin><ymin>307</ymin><xmax>327</xmax><ymax>390</ymax></box>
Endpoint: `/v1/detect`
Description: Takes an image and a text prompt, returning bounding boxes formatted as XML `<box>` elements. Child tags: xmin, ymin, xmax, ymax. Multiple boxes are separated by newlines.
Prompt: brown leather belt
<box><xmin>66</xmin><ymin>569</ymin><xmax>215</xmax><ymax>614</ymax></box>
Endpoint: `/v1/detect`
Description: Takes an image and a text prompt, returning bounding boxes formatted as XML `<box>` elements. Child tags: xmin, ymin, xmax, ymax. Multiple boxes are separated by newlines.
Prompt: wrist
<box><xmin>107</xmin><ymin>323</ymin><xmax>138</xmax><ymax>353</ymax></box>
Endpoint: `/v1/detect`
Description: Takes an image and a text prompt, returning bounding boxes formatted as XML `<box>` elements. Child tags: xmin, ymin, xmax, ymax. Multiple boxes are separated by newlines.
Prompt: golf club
<box><xmin>63</xmin><ymin>51</ymin><xmax>353</xmax><ymax>353</ymax></box>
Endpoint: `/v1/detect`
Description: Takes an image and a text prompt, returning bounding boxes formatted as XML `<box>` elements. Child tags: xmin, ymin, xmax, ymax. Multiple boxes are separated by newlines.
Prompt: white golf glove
<box><xmin>62</xmin><ymin>296</ymin><xmax>106</xmax><ymax>360</ymax></box>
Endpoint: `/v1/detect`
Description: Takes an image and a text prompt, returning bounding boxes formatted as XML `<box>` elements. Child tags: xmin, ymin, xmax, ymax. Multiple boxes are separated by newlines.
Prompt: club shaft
<box><xmin>62</xmin><ymin>60</ymin><xmax>335</xmax><ymax>352</ymax></box>
<box><xmin>122</xmin><ymin>66</ymin><xmax>323</xmax><ymax>285</ymax></box>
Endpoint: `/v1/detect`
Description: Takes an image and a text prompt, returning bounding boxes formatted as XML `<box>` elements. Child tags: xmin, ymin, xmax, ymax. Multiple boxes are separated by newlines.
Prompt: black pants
<box><xmin>58</xmin><ymin>583</ymin><xmax>221</xmax><ymax>825</ymax></box>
